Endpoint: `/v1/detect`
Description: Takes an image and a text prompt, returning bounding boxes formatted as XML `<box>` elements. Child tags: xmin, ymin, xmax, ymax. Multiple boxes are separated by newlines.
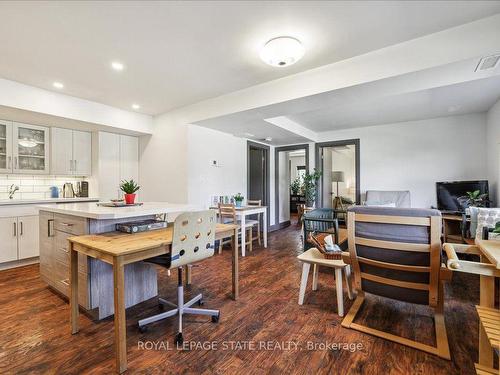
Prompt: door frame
<box><xmin>274</xmin><ymin>144</ymin><xmax>310</xmax><ymax>229</ymax></box>
<box><xmin>247</xmin><ymin>141</ymin><xmax>270</xmax><ymax>229</ymax></box>
<box><xmin>315</xmin><ymin>139</ymin><xmax>360</xmax><ymax>206</ymax></box>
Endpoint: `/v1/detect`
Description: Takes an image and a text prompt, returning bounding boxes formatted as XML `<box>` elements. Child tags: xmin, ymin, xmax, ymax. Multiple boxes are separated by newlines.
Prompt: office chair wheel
<box><xmin>158</xmin><ymin>303</ymin><xmax>165</xmax><ymax>311</ymax></box>
<box><xmin>138</xmin><ymin>325</ymin><xmax>148</xmax><ymax>333</ymax></box>
<box><xmin>174</xmin><ymin>332</ymin><xmax>183</xmax><ymax>345</ymax></box>
<box><xmin>211</xmin><ymin>313</ymin><xmax>220</xmax><ymax>323</ymax></box>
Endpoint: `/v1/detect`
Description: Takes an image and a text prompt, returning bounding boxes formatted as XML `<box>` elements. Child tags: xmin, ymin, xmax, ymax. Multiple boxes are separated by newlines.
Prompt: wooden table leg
<box><xmin>231</xmin><ymin>228</ymin><xmax>239</xmax><ymax>300</ymax></box>
<box><xmin>70</xmin><ymin>242</ymin><xmax>79</xmax><ymax>335</ymax></box>
<box><xmin>113</xmin><ymin>257</ymin><xmax>127</xmax><ymax>374</ymax></box>
<box><xmin>479</xmin><ymin>255</ymin><xmax>495</xmax><ymax>367</ymax></box>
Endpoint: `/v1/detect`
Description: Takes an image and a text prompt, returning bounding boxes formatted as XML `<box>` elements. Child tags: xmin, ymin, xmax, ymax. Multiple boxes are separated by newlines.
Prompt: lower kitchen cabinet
<box><xmin>0</xmin><ymin>215</ymin><xmax>39</xmax><ymax>263</ymax></box>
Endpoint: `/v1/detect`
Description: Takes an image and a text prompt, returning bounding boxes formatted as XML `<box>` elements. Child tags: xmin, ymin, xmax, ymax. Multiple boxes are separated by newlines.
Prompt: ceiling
<box><xmin>0</xmin><ymin>1</ymin><xmax>499</xmax><ymax>115</ymax></box>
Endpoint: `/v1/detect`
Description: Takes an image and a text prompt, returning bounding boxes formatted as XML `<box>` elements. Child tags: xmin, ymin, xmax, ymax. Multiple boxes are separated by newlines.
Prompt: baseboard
<box><xmin>269</xmin><ymin>220</ymin><xmax>291</xmax><ymax>232</ymax></box>
<box><xmin>0</xmin><ymin>257</ymin><xmax>39</xmax><ymax>271</ymax></box>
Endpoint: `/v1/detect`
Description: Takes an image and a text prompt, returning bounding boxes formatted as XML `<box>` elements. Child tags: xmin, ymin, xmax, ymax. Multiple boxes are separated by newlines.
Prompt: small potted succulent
<box><xmin>120</xmin><ymin>179</ymin><xmax>140</xmax><ymax>205</ymax></box>
<box><xmin>234</xmin><ymin>193</ymin><xmax>244</xmax><ymax>207</ymax></box>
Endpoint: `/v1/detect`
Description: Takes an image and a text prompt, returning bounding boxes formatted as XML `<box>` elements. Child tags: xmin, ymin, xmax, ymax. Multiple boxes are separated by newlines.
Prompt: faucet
<box><xmin>8</xmin><ymin>184</ymin><xmax>19</xmax><ymax>199</ymax></box>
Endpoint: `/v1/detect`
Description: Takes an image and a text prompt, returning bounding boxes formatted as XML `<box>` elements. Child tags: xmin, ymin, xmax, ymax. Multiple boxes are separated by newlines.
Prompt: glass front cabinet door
<box><xmin>12</xmin><ymin>122</ymin><xmax>50</xmax><ymax>174</ymax></box>
<box><xmin>0</xmin><ymin>120</ymin><xmax>13</xmax><ymax>173</ymax></box>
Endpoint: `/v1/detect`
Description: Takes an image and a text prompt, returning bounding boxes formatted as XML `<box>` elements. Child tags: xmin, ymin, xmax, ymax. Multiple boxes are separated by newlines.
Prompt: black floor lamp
<box><xmin>332</xmin><ymin>171</ymin><xmax>345</xmax><ymax>210</ymax></box>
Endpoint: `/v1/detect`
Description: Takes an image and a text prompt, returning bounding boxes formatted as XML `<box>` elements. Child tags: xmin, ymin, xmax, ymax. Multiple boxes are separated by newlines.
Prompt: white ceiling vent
<box><xmin>475</xmin><ymin>54</ymin><xmax>500</xmax><ymax>72</ymax></box>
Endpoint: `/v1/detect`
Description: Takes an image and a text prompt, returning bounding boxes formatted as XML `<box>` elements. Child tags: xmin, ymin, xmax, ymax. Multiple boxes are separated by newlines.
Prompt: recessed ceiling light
<box><xmin>260</xmin><ymin>36</ymin><xmax>305</xmax><ymax>67</ymax></box>
<box><xmin>131</xmin><ymin>104</ymin><xmax>140</xmax><ymax>110</ymax></box>
<box><xmin>244</xmin><ymin>132</ymin><xmax>255</xmax><ymax>138</ymax></box>
<box><xmin>265</xmin><ymin>137</ymin><xmax>273</xmax><ymax>142</ymax></box>
<box><xmin>53</xmin><ymin>82</ymin><xmax>64</xmax><ymax>89</ymax></box>
<box><xmin>111</xmin><ymin>61</ymin><xmax>125</xmax><ymax>71</ymax></box>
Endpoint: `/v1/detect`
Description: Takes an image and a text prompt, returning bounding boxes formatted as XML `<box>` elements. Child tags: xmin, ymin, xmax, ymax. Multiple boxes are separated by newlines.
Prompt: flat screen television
<box><xmin>436</xmin><ymin>180</ymin><xmax>489</xmax><ymax>213</ymax></box>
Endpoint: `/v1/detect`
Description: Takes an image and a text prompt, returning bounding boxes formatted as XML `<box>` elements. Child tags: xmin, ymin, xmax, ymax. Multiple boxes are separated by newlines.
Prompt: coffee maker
<box><xmin>75</xmin><ymin>181</ymin><xmax>89</xmax><ymax>197</ymax></box>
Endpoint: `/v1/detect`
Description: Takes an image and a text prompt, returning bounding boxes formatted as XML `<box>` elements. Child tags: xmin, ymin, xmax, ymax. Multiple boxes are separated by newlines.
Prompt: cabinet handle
<box><xmin>60</xmin><ymin>279</ymin><xmax>70</xmax><ymax>286</ymax></box>
<box><xmin>60</xmin><ymin>247</ymin><xmax>69</xmax><ymax>253</ymax></box>
<box><xmin>7</xmin><ymin>156</ymin><xmax>11</xmax><ymax>169</ymax></box>
<box><xmin>74</xmin><ymin>160</ymin><xmax>77</xmax><ymax>172</ymax></box>
<box><xmin>20</xmin><ymin>221</ymin><xmax>23</xmax><ymax>236</ymax></box>
<box><xmin>48</xmin><ymin>219</ymin><xmax>54</xmax><ymax>237</ymax></box>
<box><xmin>60</xmin><ymin>222</ymin><xmax>74</xmax><ymax>227</ymax></box>
<box><xmin>14</xmin><ymin>157</ymin><xmax>18</xmax><ymax>170</ymax></box>
<box><xmin>13</xmin><ymin>222</ymin><xmax>16</xmax><ymax>236</ymax></box>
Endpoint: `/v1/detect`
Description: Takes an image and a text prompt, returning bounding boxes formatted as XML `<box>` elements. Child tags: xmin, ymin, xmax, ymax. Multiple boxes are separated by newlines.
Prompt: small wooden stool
<box><xmin>297</xmin><ymin>248</ymin><xmax>354</xmax><ymax>317</ymax></box>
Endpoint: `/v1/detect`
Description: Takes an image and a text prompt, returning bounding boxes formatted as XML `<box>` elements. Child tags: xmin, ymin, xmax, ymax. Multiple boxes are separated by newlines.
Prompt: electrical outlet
<box><xmin>210</xmin><ymin>159</ymin><xmax>221</xmax><ymax>167</ymax></box>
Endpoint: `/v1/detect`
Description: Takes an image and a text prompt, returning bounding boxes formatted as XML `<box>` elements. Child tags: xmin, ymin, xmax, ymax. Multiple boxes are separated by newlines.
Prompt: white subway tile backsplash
<box><xmin>0</xmin><ymin>175</ymin><xmax>86</xmax><ymax>200</ymax></box>
<box><xmin>18</xmin><ymin>186</ymin><xmax>33</xmax><ymax>193</ymax></box>
<box><xmin>20</xmin><ymin>192</ymin><xmax>45</xmax><ymax>199</ymax></box>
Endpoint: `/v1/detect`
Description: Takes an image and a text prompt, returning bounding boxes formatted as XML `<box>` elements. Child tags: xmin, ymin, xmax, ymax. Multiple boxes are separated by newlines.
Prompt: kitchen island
<box><xmin>38</xmin><ymin>202</ymin><xmax>197</xmax><ymax>319</ymax></box>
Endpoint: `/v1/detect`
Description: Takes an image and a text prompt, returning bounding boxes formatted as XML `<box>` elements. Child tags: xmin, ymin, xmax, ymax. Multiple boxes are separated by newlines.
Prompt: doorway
<box><xmin>275</xmin><ymin>144</ymin><xmax>309</xmax><ymax>228</ymax></box>
<box><xmin>247</xmin><ymin>141</ymin><xmax>270</xmax><ymax>226</ymax></box>
<box><xmin>315</xmin><ymin>140</ymin><xmax>360</xmax><ymax>210</ymax></box>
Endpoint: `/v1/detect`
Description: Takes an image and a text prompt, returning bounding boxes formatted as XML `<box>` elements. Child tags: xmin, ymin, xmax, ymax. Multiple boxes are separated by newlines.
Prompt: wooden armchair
<box><xmin>341</xmin><ymin>206</ymin><xmax>451</xmax><ymax>359</ymax></box>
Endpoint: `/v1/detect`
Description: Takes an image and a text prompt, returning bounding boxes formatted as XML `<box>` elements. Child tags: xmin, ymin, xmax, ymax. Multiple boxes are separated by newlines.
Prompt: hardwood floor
<box><xmin>0</xmin><ymin>225</ymin><xmax>487</xmax><ymax>374</ymax></box>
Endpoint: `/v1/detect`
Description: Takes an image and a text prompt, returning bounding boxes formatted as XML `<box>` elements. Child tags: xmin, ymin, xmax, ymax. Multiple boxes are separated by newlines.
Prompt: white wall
<box><xmin>317</xmin><ymin>113</ymin><xmax>488</xmax><ymax>208</ymax></box>
<box><xmin>289</xmin><ymin>155</ymin><xmax>305</xmax><ymax>183</ymax></box>
<box><xmin>487</xmin><ymin>98</ymin><xmax>500</xmax><ymax>205</ymax></box>
<box><xmin>186</xmin><ymin>125</ymin><xmax>246</xmax><ymax>208</ymax></box>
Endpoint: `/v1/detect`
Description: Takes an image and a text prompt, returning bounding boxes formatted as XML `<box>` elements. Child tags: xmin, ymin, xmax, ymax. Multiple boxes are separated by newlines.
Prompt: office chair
<box><xmin>138</xmin><ymin>210</ymin><xmax>220</xmax><ymax>345</ymax></box>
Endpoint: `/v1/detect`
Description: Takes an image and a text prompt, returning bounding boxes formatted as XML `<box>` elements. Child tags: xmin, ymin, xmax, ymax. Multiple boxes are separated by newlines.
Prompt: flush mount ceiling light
<box><xmin>260</xmin><ymin>36</ymin><xmax>305</xmax><ymax>67</ymax></box>
<box><xmin>111</xmin><ymin>61</ymin><xmax>125</xmax><ymax>71</ymax></box>
<box><xmin>52</xmin><ymin>81</ymin><xmax>64</xmax><ymax>89</ymax></box>
<box><xmin>131</xmin><ymin>103</ymin><xmax>140</xmax><ymax>110</ymax></box>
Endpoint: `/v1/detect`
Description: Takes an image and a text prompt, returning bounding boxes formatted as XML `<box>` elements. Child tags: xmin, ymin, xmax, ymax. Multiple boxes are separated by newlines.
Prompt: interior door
<box><xmin>18</xmin><ymin>215</ymin><xmax>39</xmax><ymax>259</ymax></box>
<box><xmin>73</xmin><ymin>130</ymin><xmax>92</xmax><ymax>176</ymax></box>
<box><xmin>13</xmin><ymin>122</ymin><xmax>50</xmax><ymax>174</ymax></box>
<box><xmin>51</xmin><ymin>127</ymin><xmax>73</xmax><ymax>175</ymax></box>
<box><xmin>248</xmin><ymin>147</ymin><xmax>265</xmax><ymax>203</ymax></box>
<box><xmin>0</xmin><ymin>120</ymin><xmax>12</xmax><ymax>173</ymax></box>
<box><xmin>0</xmin><ymin>217</ymin><xmax>18</xmax><ymax>263</ymax></box>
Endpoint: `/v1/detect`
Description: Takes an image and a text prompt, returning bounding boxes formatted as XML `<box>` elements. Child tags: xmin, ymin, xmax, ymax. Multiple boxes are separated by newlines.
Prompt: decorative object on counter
<box><xmin>97</xmin><ymin>202</ymin><xmax>144</xmax><ymax>208</ymax></box>
<box><xmin>50</xmin><ymin>186</ymin><xmax>59</xmax><ymax>198</ymax></box>
<box><xmin>233</xmin><ymin>193</ymin><xmax>244</xmax><ymax>207</ymax></box>
<box><xmin>120</xmin><ymin>179</ymin><xmax>140</xmax><ymax>204</ymax></box>
<box><xmin>8</xmin><ymin>184</ymin><xmax>19</xmax><ymax>199</ymax></box>
<box><xmin>62</xmin><ymin>182</ymin><xmax>75</xmax><ymax>198</ymax></box>
<box><xmin>116</xmin><ymin>219</ymin><xmax>167</xmax><ymax>234</ymax></box>
<box><xmin>303</xmin><ymin>168</ymin><xmax>322</xmax><ymax>207</ymax></box>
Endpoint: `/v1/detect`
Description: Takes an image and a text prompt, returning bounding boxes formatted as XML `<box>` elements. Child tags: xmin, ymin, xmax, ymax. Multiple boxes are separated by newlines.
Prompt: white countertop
<box><xmin>0</xmin><ymin>197</ymin><xmax>99</xmax><ymax>206</ymax></box>
<box><xmin>37</xmin><ymin>202</ymin><xmax>198</xmax><ymax>220</ymax></box>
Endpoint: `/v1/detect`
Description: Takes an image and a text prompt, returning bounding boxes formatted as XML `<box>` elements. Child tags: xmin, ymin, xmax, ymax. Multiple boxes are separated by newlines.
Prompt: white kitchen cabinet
<box><xmin>96</xmin><ymin>132</ymin><xmax>139</xmax><ymax>201</ymax></box>
<box><xmin>17</xmin><ymin>215</ymin><xmax>39</xmax><ymax>259</ymax></box>
<box><xmin>51</xmin><ymin>128</ymin><xmax>91</xmax><ymax>176</ymax></box>
<box><xmin>0</xmin><ymin>120</ymin><xmax>13</xmax><ymax>173</ymax></box>
<box><xmin>73</xmin><ymin>130</ymin><xmax>92</xmax><ymax>176</ymax></box>
<box><xmin>0</xmin><ymin>217</ymin><xmax>18</xmax><ymax>263</ymax></box>
<box><xmin>13</xmin><ymin>122</ymin><xmax>50</xmax><ymax>174</ymax></box>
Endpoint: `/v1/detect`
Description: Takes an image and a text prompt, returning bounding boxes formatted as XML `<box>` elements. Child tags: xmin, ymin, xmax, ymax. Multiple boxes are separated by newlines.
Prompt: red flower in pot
<box><xmin>120</xmin><ymin>179</ymin><xmax>140</xmax><ymax>204</ymax></box>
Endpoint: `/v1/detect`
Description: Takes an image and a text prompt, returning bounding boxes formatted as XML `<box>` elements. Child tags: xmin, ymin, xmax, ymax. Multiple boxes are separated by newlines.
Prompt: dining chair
<box><xmin>217</xmin><ymin>203</ymin><xmax>257</xmax><ymax>254</ymax></box>
<box><xmin>342</xmin><ymin>206</ymin><xmax>452</xmax><ymax>359</ymax></box>
<box><xmin>247</xmin><ymin>199</ymin><xmax>262</xmax><ymax>246</ymax></box>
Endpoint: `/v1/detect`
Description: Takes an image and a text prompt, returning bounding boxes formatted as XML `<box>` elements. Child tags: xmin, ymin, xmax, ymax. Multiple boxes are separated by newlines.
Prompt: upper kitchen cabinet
<box><xmin>0</xmin><ymin>120</ymin><xmax>13</xmax><ymax>173</ymax></box>
<box><xmin>95</xmin><ymin>132</ymin><xmax>138</xmax><ymax>201</ymax></box>
<box><xmin>51</xmin><ymin>128</ymin><xmax>91</xmax><ymax>176</ymax></box>
<box><xmin>12</xmin><ymin>122</ymin><xmax>50</xmax><ymax>175</ymax></box>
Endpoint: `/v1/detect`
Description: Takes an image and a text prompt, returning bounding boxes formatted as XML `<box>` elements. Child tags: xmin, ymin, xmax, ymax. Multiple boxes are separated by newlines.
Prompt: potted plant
<box><xmin>290</xmin><ymin>177</ymin><xmax>302</xmax><ymax>195</ymax></box>
<box><xmin>458</xmin><ymin>190</ymin><xmax>490</xmax><ymax>211</ymax></box>
<box><xmin>234</xmin><ymin>193</ymin><xmax>244</xmax><ymax>207</ymax></box>
<box><xmin>303</xmin><ymin>169</ymin><xmax>322</xmax><ymax>207</ymax></box>
<box><xmin>120</xmin><ymin>179</ymin><xmax>140</xmax><ymax>204</ymax></box>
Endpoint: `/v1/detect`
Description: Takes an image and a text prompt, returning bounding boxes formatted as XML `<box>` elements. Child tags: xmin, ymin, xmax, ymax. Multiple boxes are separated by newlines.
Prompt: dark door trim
<box><xmin>275</xmin><ymin>144</ymin><xmax>310</xmax><ymax>228</ymax></box>
<box><xmin>247</xmin><ymin>141</ymin><xmax>270</xmax><ymax>229</ymax></box>
<box><xmin>315</xmin><ymin>139</ymin><xmax>361</xmax><ymax>206</ymax></box>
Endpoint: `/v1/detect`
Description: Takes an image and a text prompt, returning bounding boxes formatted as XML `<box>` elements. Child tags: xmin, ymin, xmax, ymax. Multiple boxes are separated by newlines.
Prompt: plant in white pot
<box><xmin>234</xmin><ymin>193</ymin><xmax>244</xmax><ymax>207</ymax></box>
<box><xmin>120</xmin><ymin>179</ymin><xmax>140</xmax><ymax>205</ymax></box>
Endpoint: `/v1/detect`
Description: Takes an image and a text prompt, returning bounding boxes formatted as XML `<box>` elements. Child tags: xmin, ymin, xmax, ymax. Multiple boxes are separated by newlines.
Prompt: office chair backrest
<box><xmin>347</xmin><ymin>206</ymin><xmax>442</xmax><ymax>307</ymax></box>
<box><xmin>170</xmin><ymin>210</ymin><xmax>217</xmax><ymax>268</ymax></box>
<box><xmin>218</xmin><ymin>203</ymin><xmax>236</xmax><ymax>224</ymax></box>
